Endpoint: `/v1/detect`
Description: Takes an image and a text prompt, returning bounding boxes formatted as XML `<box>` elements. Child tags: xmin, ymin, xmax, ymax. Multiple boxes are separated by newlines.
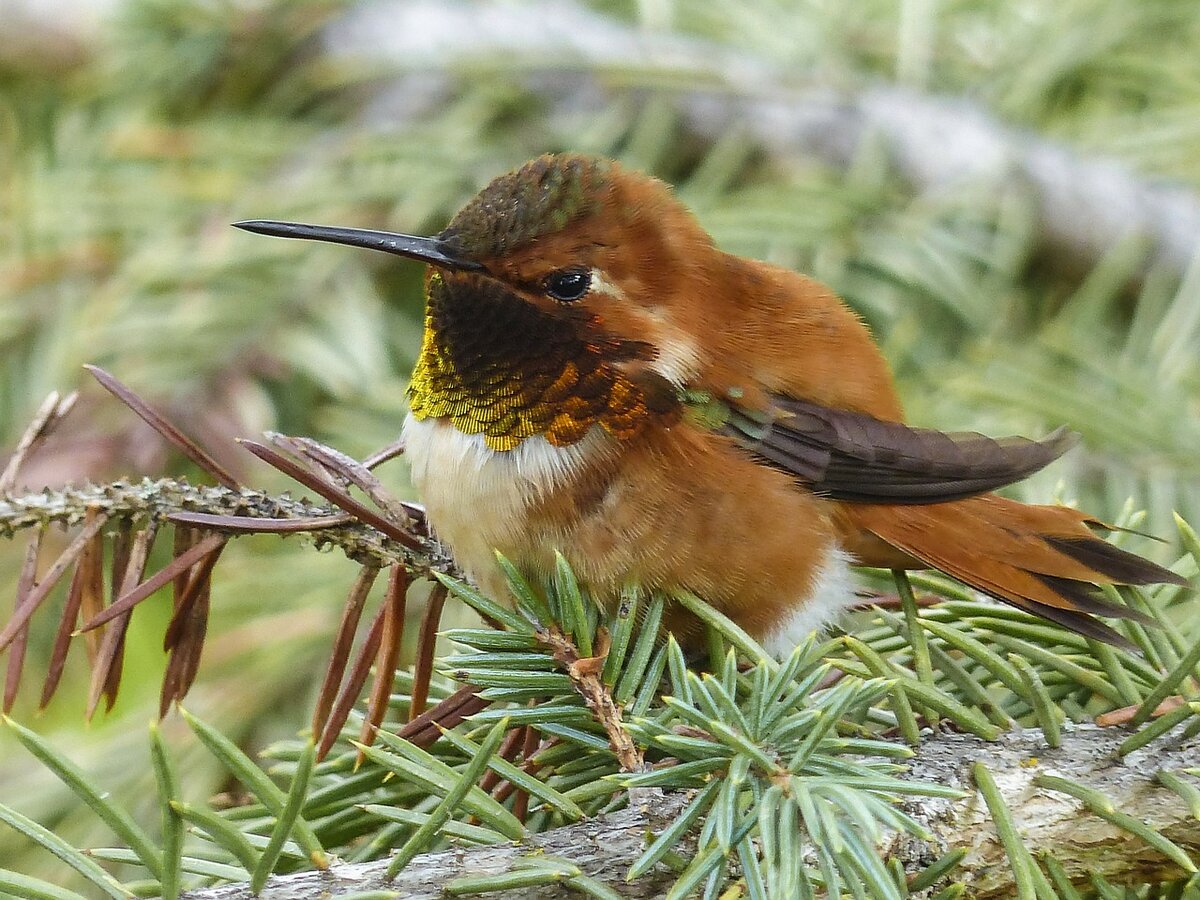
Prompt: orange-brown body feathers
<box><xmin>239</xmin><ymin>154</ymin><xmax>1185</xmax><ymax>653</ymax></box>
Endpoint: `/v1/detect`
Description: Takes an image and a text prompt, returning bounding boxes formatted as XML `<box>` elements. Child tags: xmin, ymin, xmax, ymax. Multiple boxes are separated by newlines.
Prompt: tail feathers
<box><xmin>1042</xmin><ymin>534</ymin><xmax>1183</xmax><ymax>586</ymax></box>
<box><xmin>847</xmin><ymin>495</ymin><xmax>1186</xmax><ymax>649</ymax></box>
<box><xmin>1004</xmin><ymin>594</ymin><xmax>1140</xmax><ymax>648</ymax></box>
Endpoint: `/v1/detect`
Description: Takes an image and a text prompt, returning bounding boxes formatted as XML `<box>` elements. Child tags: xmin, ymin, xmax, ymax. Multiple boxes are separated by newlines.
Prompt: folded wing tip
<box><xmin>729</xmin><ymin>392</ymin><xmax>1085</xmax><ymax>505</ymax></box>
<box><xmin>1044</xmin><ymin>426</ymin><xmax>1081</xmax><ymax>456</ymax></box>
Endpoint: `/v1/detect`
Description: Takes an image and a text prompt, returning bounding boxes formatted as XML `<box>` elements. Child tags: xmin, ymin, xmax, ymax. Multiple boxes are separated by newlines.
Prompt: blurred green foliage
<box><xmin>1</xmin><ymin>0</ymin><xmax>1199</xmax><ymax>888</ymax></box>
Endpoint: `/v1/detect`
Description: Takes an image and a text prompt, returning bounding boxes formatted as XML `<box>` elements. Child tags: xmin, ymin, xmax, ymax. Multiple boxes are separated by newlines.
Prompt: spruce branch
<box><xmin>183</xmin><ymin>789</ymin><xmax>691</xmax><ymax>900</ymax></box>
<box><xmin>0</xmin><ymin>478</ymin><xmax>449</xmax><ymax>575</ymax></box>
<box><xmin>1</xmin><ymin>382</ymin><xmax>1198</xmax><ymax>897</ymax></box>
<box><xmin>172</xmin><ymin>723</ymin><xmax>1200</xmax><ymax>899</ymax></box>
<box><xmin>4</xmin><ymin>499</ymin><xmax>1199</xmax><ymax>896</ymax></box>
<box><xmin>0</xmin><ymin>373</ymin><xmax>459</xmax><ymax>729</ymax></box>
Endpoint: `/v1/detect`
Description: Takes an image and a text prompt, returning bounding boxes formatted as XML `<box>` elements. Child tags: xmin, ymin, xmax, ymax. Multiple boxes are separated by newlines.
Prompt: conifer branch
<box><xmin>0</xmin><ymin>479</ymin><xmax>450</xmax><ymax>576</ymax></box>
<box><xmin>183</xmin><ymin>789</ymin><xmax>690</xmax><ymax>900</ymax></box>
<box><xmin>178</xmin><ymin>723</ymin><xmax>1200</xmax><ymax>899</ymax></box>
<box><xmin>538</xmin><ymin>626</ymin><xmax>644</xmax><ymax>773</ymax></box>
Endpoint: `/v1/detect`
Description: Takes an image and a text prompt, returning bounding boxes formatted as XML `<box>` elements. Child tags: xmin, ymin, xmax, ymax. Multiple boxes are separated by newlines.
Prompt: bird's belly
<box><xmin>401</xmin><ymin>414</ymin><xmax>612</xmax><ymax>589</ymax></box>
<box><xmin>402</xmin><ymin>415</ymin><xmax>857</xmax><ymax>656</ymax></box>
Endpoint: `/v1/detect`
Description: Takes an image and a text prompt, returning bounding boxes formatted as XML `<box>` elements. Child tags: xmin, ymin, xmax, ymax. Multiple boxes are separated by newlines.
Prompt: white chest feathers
<box><xmin>401</xmin><ymin>415</ymin><xmax>609</xmax><ymax>580</ymax></box>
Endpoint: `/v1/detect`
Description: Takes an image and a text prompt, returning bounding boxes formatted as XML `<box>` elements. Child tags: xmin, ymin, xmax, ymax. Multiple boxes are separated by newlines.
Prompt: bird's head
<box><xmin>236</xmin><ymin>154</ymin><xmax>724</xmax><ymax>448</ymax></box>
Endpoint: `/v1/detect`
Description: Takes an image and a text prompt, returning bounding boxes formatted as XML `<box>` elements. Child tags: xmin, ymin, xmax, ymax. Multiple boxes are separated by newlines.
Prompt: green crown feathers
<box><xmin>439</xmin><ymin>154</ymin><xmax>610</xmax><ymax>260</ymax></box>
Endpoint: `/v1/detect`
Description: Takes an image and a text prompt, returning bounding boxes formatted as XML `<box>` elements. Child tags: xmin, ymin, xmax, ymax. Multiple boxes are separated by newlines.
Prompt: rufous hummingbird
<box><xmin>236</xmin><ymin>154</ymin><xmax>1184</xmax><ymax>654</ymax></box>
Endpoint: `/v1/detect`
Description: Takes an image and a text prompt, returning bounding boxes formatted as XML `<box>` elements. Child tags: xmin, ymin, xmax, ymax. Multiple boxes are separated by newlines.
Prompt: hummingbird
<box><xmin>236</xmin><ymin>154</ymin><xmax>1184</xmax><ymax>654</ymax></box>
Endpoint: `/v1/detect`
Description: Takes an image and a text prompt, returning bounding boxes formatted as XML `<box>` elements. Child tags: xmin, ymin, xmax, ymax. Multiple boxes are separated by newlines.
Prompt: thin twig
<box><xmin>0</xmin><ymin>391</ymin><xmax>77</xmax><ymax>494</ymax></box>
<box><xmin>361</xmin><ymin>439</ymin><xmax>406</xmax><ymax>471</ymax></box>
<box><xmin>0</xmin><ymin>480</ymin><xmax>445</xmax><ymax>576</ymax></box>
<box><xmin>539</xmin><ymin>627</ymin><xmax>643</xmax><ymax>772</ymax></box>
<box><xmin>408</xmin><ymin>582</ymin><xmax>448</xmax><ymax>722</ymax></box>
<box><xmin>4</xmin><ymin>532</ymin><xmax>43</xmax><ymax>712</ymax></box>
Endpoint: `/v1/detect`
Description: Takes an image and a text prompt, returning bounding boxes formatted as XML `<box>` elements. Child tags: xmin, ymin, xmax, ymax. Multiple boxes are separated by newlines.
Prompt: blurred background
<box><xmin>2</xmin><ymin>0</ymin><xmax>1199</xmax><ymax>884</ymax></box>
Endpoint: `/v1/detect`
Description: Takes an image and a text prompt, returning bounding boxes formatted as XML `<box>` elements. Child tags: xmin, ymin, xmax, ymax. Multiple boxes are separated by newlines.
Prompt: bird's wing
<box><xmin>700</xmin><ymin>392</ymin><xmax>1078</xmax><ymax>504</ymax></box>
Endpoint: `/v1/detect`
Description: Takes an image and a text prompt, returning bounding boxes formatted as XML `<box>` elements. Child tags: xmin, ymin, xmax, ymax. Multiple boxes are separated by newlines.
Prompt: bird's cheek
<box><xmin>593</xmin><ymin>305</ymin><xmax>704</xmax><ymax>387</ymax></box>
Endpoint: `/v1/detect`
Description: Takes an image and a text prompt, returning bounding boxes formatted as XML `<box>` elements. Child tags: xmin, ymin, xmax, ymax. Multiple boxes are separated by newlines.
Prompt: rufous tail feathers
<box><xmin>845</xmin><ymin>495</ymin><xmax>1188</xmax><ymax>649</ymax></box>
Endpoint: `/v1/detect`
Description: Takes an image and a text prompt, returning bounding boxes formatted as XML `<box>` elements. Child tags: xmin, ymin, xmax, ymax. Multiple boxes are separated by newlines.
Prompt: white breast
<box><xmin>401</xmin><ymin>415</ymin><xmax>611</xmax><ymax>582</ymax></box>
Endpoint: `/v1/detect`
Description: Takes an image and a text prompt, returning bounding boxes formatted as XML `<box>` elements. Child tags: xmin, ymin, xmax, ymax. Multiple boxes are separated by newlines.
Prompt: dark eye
<box><xmin>545</xmin><ymin>268</ymin><xmax>591</xmax><ymax>302</ymax></box>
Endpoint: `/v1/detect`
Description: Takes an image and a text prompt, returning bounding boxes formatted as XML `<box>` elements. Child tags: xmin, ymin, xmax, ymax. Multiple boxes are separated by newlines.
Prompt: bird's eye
<box><xmin>545</xmin><ymin>268</ymin><xmax>591</xmax><ymax>302</ymax></box>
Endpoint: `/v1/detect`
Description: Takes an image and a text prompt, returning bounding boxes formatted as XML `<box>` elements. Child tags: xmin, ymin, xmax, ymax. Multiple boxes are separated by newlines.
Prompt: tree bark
<box><xmin>895</xmin><ymin>723</ymin><xmax>1200</xmax><ymax>896</ymax></box>
<box><xmin>185</xmin><ymin>790</ymin><xmax>690</xmax><ymax>900</ymax></box>
<box><xmin>183</xmin><ymin>723</ymin><xmax>1200</xmax><ymax>899</ymax></box>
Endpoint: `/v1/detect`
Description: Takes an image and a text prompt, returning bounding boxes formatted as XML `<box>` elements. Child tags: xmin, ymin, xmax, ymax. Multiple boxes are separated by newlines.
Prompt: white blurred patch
<box><xmin>762</xmin><ymin>546</ymin><xmax>856</xmax><ymax>658</ymax></box>
<box><xmin>651</xmin><ymin>335</ymin><xmax>702</xmax><ymax>387</ymax></box>
<box><xmin>588</xmin><ymin>269</ymin><xmax>626</xmax><ymax>300</ymax></box>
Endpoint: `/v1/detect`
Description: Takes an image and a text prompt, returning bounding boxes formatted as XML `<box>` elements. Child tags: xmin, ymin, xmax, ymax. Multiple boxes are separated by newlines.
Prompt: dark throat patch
<box><xmin>407</xmin><ymin>272</ymin><xmax>654</xmax><ymax>450</ymax></box>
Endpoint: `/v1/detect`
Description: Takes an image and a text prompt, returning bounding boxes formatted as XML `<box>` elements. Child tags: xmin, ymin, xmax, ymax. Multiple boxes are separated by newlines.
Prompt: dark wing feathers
<box><xmin>1042</xmin><ymin>535</ymin><xmax>1188</xmax><ymax>587</ymax></box>
<box><xmin>1032</xmin><ymin>574</ymin><xmax>1158</xmax><ymax>626</ymax></box>
<box><xmin>725</xmin><ymin>394</ymin><xmax>1184</xmax><ymax>649</ymax></box>
<box><xmin>723</xmin><ymin>395</ymin><xmax>1078</xmax><ymax>504</ymax></box>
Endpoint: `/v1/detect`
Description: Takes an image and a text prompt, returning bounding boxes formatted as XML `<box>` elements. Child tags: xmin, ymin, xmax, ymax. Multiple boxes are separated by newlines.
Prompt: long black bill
<box><xmin>232</xmin><ymin>220</ymin><xmax>483</xmax><ymax>271</ymax></box>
